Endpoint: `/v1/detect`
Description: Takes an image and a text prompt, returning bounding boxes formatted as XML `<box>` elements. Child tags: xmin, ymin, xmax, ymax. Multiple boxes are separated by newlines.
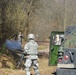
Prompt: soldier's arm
<box><xmin>24</xmin><ymin>43</ymin><xmax>30</xmax><ymax>54</ymax></box>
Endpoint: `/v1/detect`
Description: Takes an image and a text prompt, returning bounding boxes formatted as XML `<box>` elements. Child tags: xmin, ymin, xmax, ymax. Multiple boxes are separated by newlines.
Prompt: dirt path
<box><xmin>38</xmin><ymin>46</ymin><xmax>49</xmax><ymax>58</ymax></box>
<box><xmin>38</xmin><ymin>46</ymin><xmax>49</xmax><ymax>52</ymax></box>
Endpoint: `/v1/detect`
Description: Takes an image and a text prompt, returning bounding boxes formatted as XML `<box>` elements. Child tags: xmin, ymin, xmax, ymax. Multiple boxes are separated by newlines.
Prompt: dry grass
<box><xmin>38</xmin><ymin>46</ymin><xmax>48</xmax><ymax>50</ymax></box>
<box><xmin>39</xmin><ymin>57</ymin><xmax>56</xmax><ymax>75</ymax></box>
<box><xmin>0</xmin><ymin>69</ymin><xmax>25</xmax><ymax>75</ymax></box>
<box><xmin>0</xmin><ymin>56</ymin><xmax>56</xmax><ymax>75</ymax></box>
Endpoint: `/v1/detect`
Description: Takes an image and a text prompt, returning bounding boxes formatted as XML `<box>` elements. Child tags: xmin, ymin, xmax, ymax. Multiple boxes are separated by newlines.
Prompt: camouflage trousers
<box><xmin>24</xmin><ymin>59</ymin><xmax>40</xmax><ymax>75</ymax></box>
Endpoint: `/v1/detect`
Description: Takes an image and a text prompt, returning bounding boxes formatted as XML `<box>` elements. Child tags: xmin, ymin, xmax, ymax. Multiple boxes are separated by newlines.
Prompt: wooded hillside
<box><xmin>0</xmin><ymin>0</ymin><xmax>76</xmax><ymax>45</ymax></box>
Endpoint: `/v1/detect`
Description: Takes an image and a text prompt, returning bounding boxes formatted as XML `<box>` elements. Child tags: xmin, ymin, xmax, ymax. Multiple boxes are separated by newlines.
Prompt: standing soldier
<box><xmin>24</xmin><ymin>34</ymin><xmax>40</xmax><ymax>75</ymax></box>
<box><xmin>18</xmin><ymin>32</ymin><xmax>23</xmax><ymax>44</ymax></box>
<box><xmin>55</xmin><ymin>34</ymin><xmax>61</xmax><ymax>45</ymax></box>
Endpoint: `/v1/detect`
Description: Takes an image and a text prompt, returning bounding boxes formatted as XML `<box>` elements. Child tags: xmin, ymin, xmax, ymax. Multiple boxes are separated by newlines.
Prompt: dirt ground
<box><xmin>38</xmin><ymin>57</ymin><xmax>56</xmax><ymax>75</ymax></box>
<box><xmin>0</xmin><ymin>45</ymin><xmax>56</xmax><ymax>75</ymax></box>
<box><xmin>0</xmin><ymin>57</ymin><xmax>56</xmax><ymax>75</ymax></box>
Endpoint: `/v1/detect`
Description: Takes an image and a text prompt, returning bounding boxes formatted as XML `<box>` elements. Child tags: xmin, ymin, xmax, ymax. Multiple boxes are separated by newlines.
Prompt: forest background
<box><xmin>0</xmin><ymin>0</ymin><xmax>76</xmax><ymax>52</ymax></box>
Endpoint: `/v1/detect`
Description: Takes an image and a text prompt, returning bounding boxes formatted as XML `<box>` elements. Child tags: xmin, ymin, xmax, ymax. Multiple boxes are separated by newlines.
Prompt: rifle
<box><xmin>17</xmin><ymin>54</ymin><xmax>24</xmax><ymax>69</ymax></box>
<box><xmin>17</xmin><ymin>52</ymin><xmax>27</xmax><ymax>69</ymax></box>
<box><xmin>17</xmin><ymin>52</ymin><xmax>42</xmax><ymax>69</ymax></box>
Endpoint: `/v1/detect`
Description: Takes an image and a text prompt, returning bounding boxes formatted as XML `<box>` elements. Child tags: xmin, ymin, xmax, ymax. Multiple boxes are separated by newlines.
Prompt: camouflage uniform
<box><xmin>18</xmin><ymin>32</ymin><xmax>23</xmax><ymax>44</ymax></box>
<box><xmin>24</xmin><ymin>34</ymin><xmax>40</xmax><ymax>75</ymax></box>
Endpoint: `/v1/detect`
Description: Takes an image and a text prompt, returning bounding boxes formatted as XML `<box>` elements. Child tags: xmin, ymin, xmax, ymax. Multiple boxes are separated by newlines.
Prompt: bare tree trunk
<box><xmin>26</xmin><ymin>0</ymin><xmax>34</xmax><ymax>36</ymax></box>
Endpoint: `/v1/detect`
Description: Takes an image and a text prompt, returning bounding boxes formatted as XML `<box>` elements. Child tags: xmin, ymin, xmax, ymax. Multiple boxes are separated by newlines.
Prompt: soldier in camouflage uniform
<box><xmin>24</xmin><ymin>34</ymin><xmax>40</xmax><ymax>75</ymax></box>
<box><xmin>18</xmin><ymin>32</ymin><xmax>23</xmax><ymax>44</ymax></box>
